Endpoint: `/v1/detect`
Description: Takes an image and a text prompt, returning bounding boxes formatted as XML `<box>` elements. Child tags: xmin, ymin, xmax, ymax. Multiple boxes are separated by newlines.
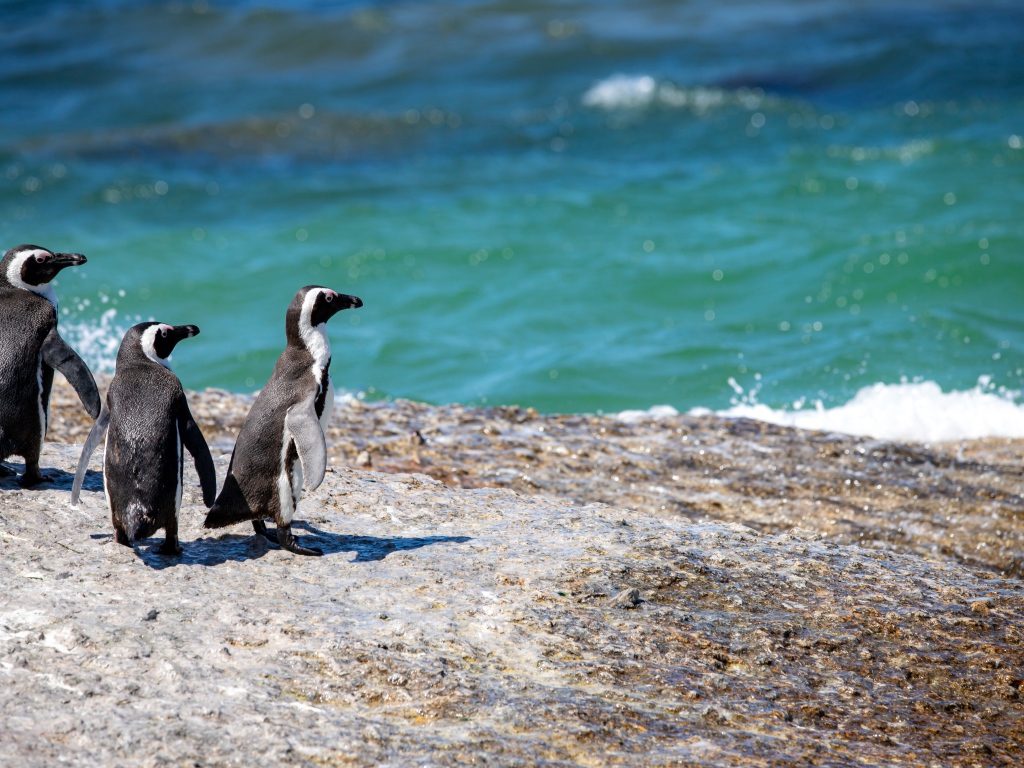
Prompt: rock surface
<box><xmin>45</xmin><ymin>376</ymin><xmax>1024</xmax><ymax>577</ymax></box>
<box><xmin>3</xmin><ymin>439</ymin><xmax>1024</xmax><ymax>766</ymax></box>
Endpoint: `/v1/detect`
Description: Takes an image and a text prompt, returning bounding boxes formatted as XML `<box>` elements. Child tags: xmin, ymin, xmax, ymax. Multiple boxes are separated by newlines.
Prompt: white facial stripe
<box><xmin>140</xmin><ymin>324</ymin><xmax>174</xmax><ymax>370</ymax></box>
<box><xmin>6</xmin><ymin>249</ymin><xmax>58</xmax><ymax>308</ymax></box>
<box><xmin>299</xmin><ymin>289</ymin><xmax>331</xmax><ymax>380</ymax></box>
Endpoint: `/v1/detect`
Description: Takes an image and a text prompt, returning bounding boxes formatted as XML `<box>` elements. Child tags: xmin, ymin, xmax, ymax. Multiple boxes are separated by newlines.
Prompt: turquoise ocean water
<box><xmin>2</xmin><ymin>0</ymin><xmax>1023</xmax><ymax>421</ymax></box>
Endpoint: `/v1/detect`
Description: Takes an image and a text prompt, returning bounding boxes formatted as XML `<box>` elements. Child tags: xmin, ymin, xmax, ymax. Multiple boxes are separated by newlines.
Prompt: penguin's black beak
<box><xmin>340</xmin><ymin>294</ymin><xmax>362</xmax><ymax>310</ymax></box>
<box><xmin>42</xmin><ymin>253</ymin><xmax>86</xmax><ymax>281</ymax></box>
<box><xmin>51</xmin><ymin>253</ymin><xmax>87</xmax><ymax>269</ymax></box>
<box><xmin>172</xmin><ymin>325</ymin><xmax>200</xmax><ymax>340</ymax></box>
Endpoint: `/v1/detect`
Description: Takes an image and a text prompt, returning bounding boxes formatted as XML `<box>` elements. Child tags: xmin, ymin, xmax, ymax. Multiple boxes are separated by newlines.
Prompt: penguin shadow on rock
<box><xmin>290</xmin><ymin>520</ymin><xmax>472</xmax><ymax>563</ymax></box>
<box><xmin>72</xmin><ymin>322</ymin><xmax>216</xmax><ymax>557</ymax></box>
<box><xmin>78</xmin><ymin>528</ymin><xmax>261</xmax><ymax>570</ymax></box>
<box><xmin>125</xmin><ymin>524</ymin><xmax>473</xmax><ymax>570</ymax></box>
<box><xmin>0</xmin><ymin>462</ymin><xmax>77</xmax><ymax>491</ymax></box>
<box><xmin>0</xmin><ymin>245</ymin><xmax>100</xmax><ymax>487</ymax></box>
<box><xmin>119</xmin><ymin>530</ymin><xmax>275</xmax><ymax>570</ymax></box>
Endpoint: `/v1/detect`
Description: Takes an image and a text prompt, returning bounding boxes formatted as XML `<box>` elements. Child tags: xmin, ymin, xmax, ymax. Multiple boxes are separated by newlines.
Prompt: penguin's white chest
<box><xmin>305</xmin><ymin>314</ymin><xmax>335</xmax><ymax>431</ymax></box>
<box><xmin>300</xmin><ymin>321</ymin><xmax>331</xmax><ymax>382</ymax></box>
<box><xmin>279</xmin><ymin>314</ymin><xmax>336</xmax><ymax>525</ymax></box>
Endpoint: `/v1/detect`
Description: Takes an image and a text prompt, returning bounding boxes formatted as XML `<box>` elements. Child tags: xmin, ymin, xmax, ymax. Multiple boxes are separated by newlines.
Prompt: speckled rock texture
<box><xmin>45</xmin><ymin>378</ymin><xmax>1024</xmax><ymax>579</ymax></box>
<box><xmin>3</xmin><ymin>435</ymin><xmax>1023</xmax><ymax>766</ymax></box>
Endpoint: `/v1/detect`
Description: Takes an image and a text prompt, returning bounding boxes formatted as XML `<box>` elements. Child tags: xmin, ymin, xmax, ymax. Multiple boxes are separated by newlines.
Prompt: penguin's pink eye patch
<box><xmin>34</xmin><ymin>254</ymin><xmax>47</xmax><ymax>263</ymax></box>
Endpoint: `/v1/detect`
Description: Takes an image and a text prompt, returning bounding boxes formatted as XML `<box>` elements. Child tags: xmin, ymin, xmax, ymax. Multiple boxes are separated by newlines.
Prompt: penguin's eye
<box><xmin>325</xmin><ymin>293</ymin><xmax>334</xmax><ymax>302</ymax></box>
<box><xmin>160</xmin><ymin>328</ymin><xmax>168</xmax><ymax>338</ymax></box>
<box><xmin>34</xmin><ymin>254</ymin><xmax>47</xmax><ymax>263</ymax></box>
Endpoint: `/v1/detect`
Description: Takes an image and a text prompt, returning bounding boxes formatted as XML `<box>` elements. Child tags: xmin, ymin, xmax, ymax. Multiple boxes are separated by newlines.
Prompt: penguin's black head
<box><xmin>286</xmin><ymin>285</ymin><xmax>362</xmax><ymax>343</ymax></box>
<box><xmin>120</xmin><ymin>322</ymin><xmax>200</xmax><ymax>370</ymax></box>
<box><xmin>311</xmin><ymin>287</ymin><xmax>362</xmax><ymax>326</ymax></box>
<box><xmin>2</xmin><ymin>244</ymin><xmax>86</xmax><ymax>288</ymax></box>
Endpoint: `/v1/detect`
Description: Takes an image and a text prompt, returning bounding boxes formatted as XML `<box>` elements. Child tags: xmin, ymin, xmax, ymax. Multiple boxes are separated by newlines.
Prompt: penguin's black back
<box><xmin>0</xmin><ymin>287</ymin><xmax>57</xmax><ymax>459</ymax></box>
<box><xmin>104</xmin><ymin>361</ymin><xmax>185</xmax><ymax>540</ymax></box>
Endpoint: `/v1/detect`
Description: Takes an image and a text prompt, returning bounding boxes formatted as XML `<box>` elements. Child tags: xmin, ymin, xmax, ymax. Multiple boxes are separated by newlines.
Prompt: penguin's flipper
<box><xmin>285</xmin><ymin>399</ymin><xmax>327</xmax><ymax>491</ymax></box>
<box><xmin>71</xmin><ymin>404</ymin><xmax>109</xmax><ymax>505</ymax></box>
<box><xmin>178</xmin><ymin>403</ymin><xmax>217</xmax><ymax>508</ymax></box>
<box><xmin>42</xmin><ymin>328</ymin><xmax>101</xmax><ymax>419</ymax></box>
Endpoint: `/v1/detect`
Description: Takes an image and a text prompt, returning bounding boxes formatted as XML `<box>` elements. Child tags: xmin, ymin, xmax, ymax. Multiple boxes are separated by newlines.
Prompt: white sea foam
<box><xmin>582</xmin><ymin>75</ymin><xmax>658</xmax><ymax>109</ymax></box>
<box><xmin>616</xmin><ymin>404</ymin><xmax>681</xmax><ymax>424</ymax></box>
<box><xmin>617</xmin><ymin>377</ymin><xmax>1024</xmax><ymax>442</ymax></box>
<box><xmin>581</xmin><ymin>74</ymin><xmax>762</xmax><ymax>113</ymax></box>
<box><xmin>60</xmin><ymin>308</ymin><xmax>127</xmax><ymax>373</ymax></box>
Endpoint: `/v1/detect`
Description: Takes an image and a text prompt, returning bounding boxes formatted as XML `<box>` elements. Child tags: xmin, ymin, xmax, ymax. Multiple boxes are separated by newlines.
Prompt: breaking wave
<box><xmin>618</xmin><ymin>377</ymin><xmax>1024</xmax><ymax>442</ymax></box>
<box><xmin>60</xmin><ymin>309</ymin><xmax>127</xmax><ymax>374</ymax></box>
<box><xmin>581</xmin><ymin>74</ymin><xmax>774</xmax><ymax>113</ymax></box>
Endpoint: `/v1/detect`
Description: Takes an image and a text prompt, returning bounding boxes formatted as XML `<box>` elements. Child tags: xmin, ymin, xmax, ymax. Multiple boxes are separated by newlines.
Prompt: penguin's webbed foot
<box><xmin>253</xmin><ymin>519</ymin><xmax>279</xmax><ymax>544</ymax></box>
<box><xmin>278</xmin><ymin>525</ymin><xmax>323</xmax><ymax>557</ymax></box>
<box><xmin>19</xmin><ymin>470</ymin><xmax>53</xmax><ymax>487</ymax></box>
<box><xmin>157</xmin><ymin>539</ymin><xmax>183</xmax><ymax>556</ymax></box>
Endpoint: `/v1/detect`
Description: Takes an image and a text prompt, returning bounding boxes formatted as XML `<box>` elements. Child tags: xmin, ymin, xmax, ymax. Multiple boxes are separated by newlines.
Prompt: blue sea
<box><xmin>2</xmin><ymin>0</ymin><xmax>1023</xmax><ymax>436</ymax></box>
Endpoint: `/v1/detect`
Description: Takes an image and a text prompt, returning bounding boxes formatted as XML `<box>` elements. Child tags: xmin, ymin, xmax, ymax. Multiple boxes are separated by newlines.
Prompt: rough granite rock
<box><xmin>2</xmin><ymin>442</ymin><xmax>1023</xmax><ymax>766</ymax></box>
<box><xmin>44</xmin><ymin>377</ymin><xmax>1024</xmax><ymax>577</ymax></box>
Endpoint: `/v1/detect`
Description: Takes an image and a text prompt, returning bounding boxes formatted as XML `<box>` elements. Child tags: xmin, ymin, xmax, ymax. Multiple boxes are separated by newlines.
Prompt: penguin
<box><xmin>71</xmin><ymin>322</ymin><xmax>216</xmax><ymax>555</ymax></box>
<box><xmin>203</xmin><ymin>286</ymin><xmax>362</xmax><ymax>556</ymax></box>
<box><xmin>0</xmin><ymin>244</ymin><xmax>101</xmax><ymax>485</ymax></box>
